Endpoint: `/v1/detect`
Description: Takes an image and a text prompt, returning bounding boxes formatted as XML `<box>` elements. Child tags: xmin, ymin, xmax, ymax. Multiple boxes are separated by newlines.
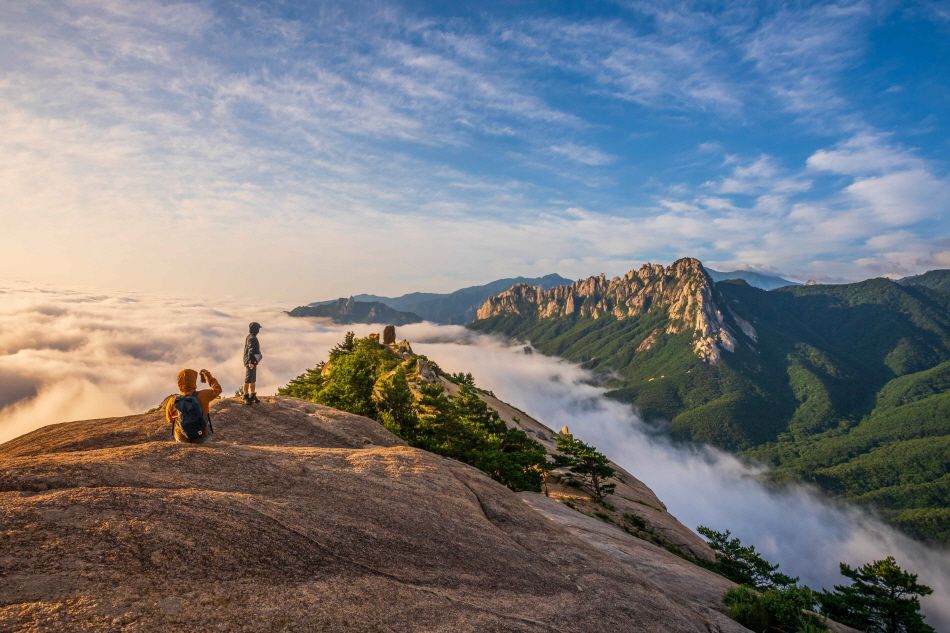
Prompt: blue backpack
<box><xmin>173</xmin><ymin>393</ymin><xmax>208</xmax><ymax>441</ymax></box>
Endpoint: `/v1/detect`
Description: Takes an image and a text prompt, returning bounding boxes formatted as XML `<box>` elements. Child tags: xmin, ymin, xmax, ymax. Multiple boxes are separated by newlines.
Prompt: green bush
<box><xmin>723</xmin><ymin>585</ymin><xmax>826</xmax><ymax>632</ymax></box>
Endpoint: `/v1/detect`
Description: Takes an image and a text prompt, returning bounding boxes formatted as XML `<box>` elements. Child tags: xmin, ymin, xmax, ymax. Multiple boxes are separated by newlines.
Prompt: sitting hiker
<box><xmin>165</xmin><ymin>368</ymin><xmax>222</xmax><ymax>443</ymax></box>
<box><xmin>242</xmin><ymin>321</ymin><xmax>263</xmax><ymax>405</ymax></box>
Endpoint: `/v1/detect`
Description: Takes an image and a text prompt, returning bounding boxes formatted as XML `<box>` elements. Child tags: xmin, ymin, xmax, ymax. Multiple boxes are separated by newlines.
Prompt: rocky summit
<box><xmin>476</xmin><ymin>258</ymin><xmax>746</xmax><ymax>364</ymax></box>
<box><xmin>0</xmin><ymin>396</ymin><xmax>763</xmax><ymax>632</ymax></box>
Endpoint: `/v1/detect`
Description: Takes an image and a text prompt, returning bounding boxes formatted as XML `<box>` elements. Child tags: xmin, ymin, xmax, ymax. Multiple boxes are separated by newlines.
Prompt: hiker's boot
<box><xmin>243</xmin><ymin>393</ymin><xmax>252</xmax><ymax>406</ymax></box>
<box><xmin>251</xmin><ymin>393</ymin><xmax>261</xmax><ymax>404</ymax></box>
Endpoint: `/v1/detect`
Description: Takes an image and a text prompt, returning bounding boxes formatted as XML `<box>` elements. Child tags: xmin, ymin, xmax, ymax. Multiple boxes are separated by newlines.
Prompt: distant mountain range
<box><xmin>292</xmin><ymin>274</ymin><xmax>573</xmax><ymax>324</ymax></box>
<box><xmin>291</xmin><ymin>270</ymin><xmax>798</xmax><ymax>326</ymax></box>
<box><xmin>471</xmin><ymin>259</ymin><xmax>950</xmax><ymax>544</ymax></box>
<box><xmin>900</xmin><ymin>269</ymin><xmax>950</xmax><ymax>294</ymax></box>
<box><xmin>287</xmin><ymin>297</ymin><xmax>422</xmax><ymax>325</ymax></box>
<box><xmin>707</xmin><ymin>268</ymin><xmax>798</xmax><ymax>290</ymax></box>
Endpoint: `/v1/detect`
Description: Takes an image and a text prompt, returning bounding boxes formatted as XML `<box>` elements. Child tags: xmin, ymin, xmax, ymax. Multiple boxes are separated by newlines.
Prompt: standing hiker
<box><xmin>165</xmin><ymin>368</ymin><xmax>222</xmax><ymax>443</ymax></box>
<box><xmin>243</xmin><ymin>321</ymin><xmax>263</xmax><ymax>405</ymax></box>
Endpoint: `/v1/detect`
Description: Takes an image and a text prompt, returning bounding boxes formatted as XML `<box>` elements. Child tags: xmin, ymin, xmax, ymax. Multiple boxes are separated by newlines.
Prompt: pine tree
<box><xmin>328</xmin><ymin>331</ymin><xmax>356</xmax><ymax>360</ymax></box>
<box><xmin>376</xmin><ymin>367</ymin><xmax>417</xmax><ymax>437</ymax></box>
<box><xmin>819</xmin><ymin>556</ymin><xmax>934</xmax><ymax>633</ymax></box>
<box><xmin>277</xmin><ymin>363</ymin><xmax>325</xmax><ymax>400</ymax></box>
<box><xmin>553</xmin><ymin>432</ymin><xmax>617</xmax><ymax>501</ymax></box>
<box><xmin>450</xmin><ymin>371</ymin><xmax>476</xmax><ymax>387</ymax></box>
<box><xmin>697</xmin><ymin>526</ymin><xmax>797</xmax><ymax>590</ymax></box>
<box><xmin>317</xmin><ymin>346</ymin><xmax>379</xmax><ymax>418</ymax></box>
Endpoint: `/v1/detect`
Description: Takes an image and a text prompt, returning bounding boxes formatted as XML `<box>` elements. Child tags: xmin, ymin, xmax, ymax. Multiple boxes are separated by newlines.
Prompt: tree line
<box><xmin>698</xmin><ymin>526</ymin><xmax>935</xmax><ymax>632</ymax></box>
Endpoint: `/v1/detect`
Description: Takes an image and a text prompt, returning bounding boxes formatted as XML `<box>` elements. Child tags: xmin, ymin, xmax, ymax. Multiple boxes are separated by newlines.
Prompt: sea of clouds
<box><xmin>1</xmin><ymin>283</ymin><xmax>947</xmax><ymax>628</ymax></box>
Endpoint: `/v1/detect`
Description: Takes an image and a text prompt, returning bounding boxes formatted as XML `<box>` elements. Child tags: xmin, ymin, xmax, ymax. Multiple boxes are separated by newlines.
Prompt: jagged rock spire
<box><xmin>475</xmin><ymin>258</ymin><xmax>746</xmax><ymax>364</ymax></box>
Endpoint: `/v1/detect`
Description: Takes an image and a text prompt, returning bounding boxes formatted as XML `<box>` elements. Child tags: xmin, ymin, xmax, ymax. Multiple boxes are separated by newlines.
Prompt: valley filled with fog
<box><xmin>1</xmin><ymin>283</ymin><xmax>946</xmax><ymax>628</ymax></box>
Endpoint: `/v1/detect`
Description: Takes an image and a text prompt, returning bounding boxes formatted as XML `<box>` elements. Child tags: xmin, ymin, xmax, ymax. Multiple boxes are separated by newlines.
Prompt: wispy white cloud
<box><xmin>0</xmin><ymin>0</ymin><xmax>946</xmax><ymax>299</ymax></box>
<box><xmin>714</xmin><ymin>155</ymin><xmax>812</xmax><ymax>195</ymax></box>
<box><xmin>655</xmin><ymin>130</ymin><xmax>950</xmax><ymax>281</ymax></box>
<box><xmin>738</xmin><ymin>1</ymin><xmax>877</xmax><ymax>122</ymax></box>
<box><xmin>807</xmin><ymin>133</ymin><xmax>924</xmax><ymax>174</ymax></box>
<box><xmin>847</xmin><ymin>169</ymin><xmax>949</xmax><ymax>225</ymax></box>
<box><xmin>499</xmin><ymin>15</ymin><xmax>744</xmax><ymax>112</ymax></box>
<box><xmin>808</xmin><ymin>133</ymin><xmax>950</xmax><ymax>226</ymax></box>
<box><xmin>696</xmin><ymin>141</ymin><xmax>722</xmax><ymax>153</ymax></box>
<box><xmin>549</xmin><ymin>142</ymin><xmax>617</xmax><ymax>166</ymax></box>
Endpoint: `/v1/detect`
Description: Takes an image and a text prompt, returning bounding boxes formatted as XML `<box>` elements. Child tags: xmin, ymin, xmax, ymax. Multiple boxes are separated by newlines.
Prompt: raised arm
<box><xmin>200</xmin><ymin>369</ymin><xmax>223</xmax><ymax>399</ymax></box>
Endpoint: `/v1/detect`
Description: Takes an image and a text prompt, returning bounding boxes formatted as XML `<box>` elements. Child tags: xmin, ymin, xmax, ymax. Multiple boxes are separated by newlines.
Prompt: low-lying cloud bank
<box><xmin>0</xmin><ymin>283</ymin><xmax>347</xmax><ymax>444</ymax></box>
<box><xmin>1</xmin><ymin>285</ymin><xmax>947</xmax><ymax>628</ymax></box>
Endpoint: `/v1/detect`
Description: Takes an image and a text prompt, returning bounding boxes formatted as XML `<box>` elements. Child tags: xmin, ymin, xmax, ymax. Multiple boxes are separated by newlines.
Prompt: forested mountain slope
<box><xmin>471</xmin><ymin>262</ymin><xmax>950</xmax><ymax>543</ymax></box>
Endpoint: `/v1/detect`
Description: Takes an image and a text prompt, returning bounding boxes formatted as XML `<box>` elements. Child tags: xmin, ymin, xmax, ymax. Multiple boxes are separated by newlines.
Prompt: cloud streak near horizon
<box><xmin>1</xmin><ymin>1</ymin><xmax>948</xmax><ymax>301</ymax></box>
<box><xmin>0</xmin><ymin>284</ymin><xmax>947</xmax><ymax>629</ymax></box>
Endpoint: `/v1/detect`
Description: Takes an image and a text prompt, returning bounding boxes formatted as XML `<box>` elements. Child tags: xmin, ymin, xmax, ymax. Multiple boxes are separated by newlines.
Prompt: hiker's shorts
<box><xmin>245</xmin><ymin>364</ymin><xmax>257</xmax><ymax>383</ymax></box>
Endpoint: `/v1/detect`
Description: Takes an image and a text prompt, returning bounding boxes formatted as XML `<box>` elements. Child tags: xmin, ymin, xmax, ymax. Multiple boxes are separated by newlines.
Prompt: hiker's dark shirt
<box><xmin>244</xmin><ymin>333</ymin><xmax>261</xmax><ymax>366</ymax></box>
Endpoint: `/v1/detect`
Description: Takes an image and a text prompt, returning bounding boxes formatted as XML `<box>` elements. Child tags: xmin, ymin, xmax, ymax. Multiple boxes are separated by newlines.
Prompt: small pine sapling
<box><xmin>554</xmin><ymin>431</ymin><xmax>617</xmax><ymax>502</ymax></box>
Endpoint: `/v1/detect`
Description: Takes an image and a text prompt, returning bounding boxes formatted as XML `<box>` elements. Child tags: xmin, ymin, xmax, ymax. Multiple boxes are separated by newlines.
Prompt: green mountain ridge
<box><xmin>288</xmin><ymin>297</ymin><xmax>422</xmax><ymax>325</ymax></box>
<box><xmin>900</xmin><ymin>269</ymin><xmax>950</xmax><ymax>295</ymax></box>
<box><xmin>304</xmin><ymin>274</ymin><xmax>574</xmax><ymax>324</ymax></box>
<box><xmin>707</xmin><ymin>268</ymin><xmax>799</xmax><ymax>290</ymax></box>
<box><xmin>471</xmin><ymin>262</ymin><xmax>950</xmax><ymax>544</ymax></box>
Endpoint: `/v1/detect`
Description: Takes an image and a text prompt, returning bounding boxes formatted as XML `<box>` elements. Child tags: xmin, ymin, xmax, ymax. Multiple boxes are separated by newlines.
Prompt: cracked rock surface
<box><xmin>1</xmin><ymin>396</ymin><xmax>755</xmax><ymax>632</ymax></box>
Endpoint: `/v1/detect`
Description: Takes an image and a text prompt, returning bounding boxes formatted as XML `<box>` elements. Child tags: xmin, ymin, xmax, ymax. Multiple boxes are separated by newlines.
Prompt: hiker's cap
<box><xmin>249</xmin><ymin>321</ymin><xmax>262</xmax><ymax>333</ymax></box>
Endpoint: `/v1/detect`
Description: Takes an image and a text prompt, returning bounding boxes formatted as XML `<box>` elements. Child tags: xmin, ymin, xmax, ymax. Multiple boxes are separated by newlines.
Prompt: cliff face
<box><xmin>0</xmin><ymin>397</ymin><xmax>751</xmax><ymax>632</ymax></box>
<box><xmin>476</xmin><ymin>258</ymin><xmax>744</xmax><ymax>363</ymax></box>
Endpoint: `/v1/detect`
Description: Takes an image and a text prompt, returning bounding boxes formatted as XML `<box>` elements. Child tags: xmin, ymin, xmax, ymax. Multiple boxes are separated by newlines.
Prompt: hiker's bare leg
<box><xmin>248</xmin><ymin>383</ymin><xmax>256</xmax><ymax>394</ymax></box>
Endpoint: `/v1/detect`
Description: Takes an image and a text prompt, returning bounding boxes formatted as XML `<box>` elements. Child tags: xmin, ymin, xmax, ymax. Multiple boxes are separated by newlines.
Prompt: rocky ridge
<box><xmin>475</xmin><ymin>258</ymin><xmax>747</xmax><ymax>363</ymax></box>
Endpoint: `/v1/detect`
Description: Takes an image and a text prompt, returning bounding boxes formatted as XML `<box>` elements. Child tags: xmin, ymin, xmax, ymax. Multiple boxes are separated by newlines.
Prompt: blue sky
<box><xmin>1</xmin><ymin>0</ymin><xmax>948</xmax><ymax>300</ymax></box>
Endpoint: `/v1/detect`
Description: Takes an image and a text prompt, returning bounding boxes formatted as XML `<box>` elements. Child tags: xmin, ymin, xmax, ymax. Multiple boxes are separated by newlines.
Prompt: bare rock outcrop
<box><xmin>0</xmin><ymin>398</ymin><xmax>757</xmax><ymax>632</ymax></box>
<box><xmin>439</xmin><ymin>379</ymin><xmax>715</xmax><ymax>562</ymax></box>
<box><xmin>475</xmin><ymin>258</ymin><xmax>749</xmax><ymax>364</ymax></box>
